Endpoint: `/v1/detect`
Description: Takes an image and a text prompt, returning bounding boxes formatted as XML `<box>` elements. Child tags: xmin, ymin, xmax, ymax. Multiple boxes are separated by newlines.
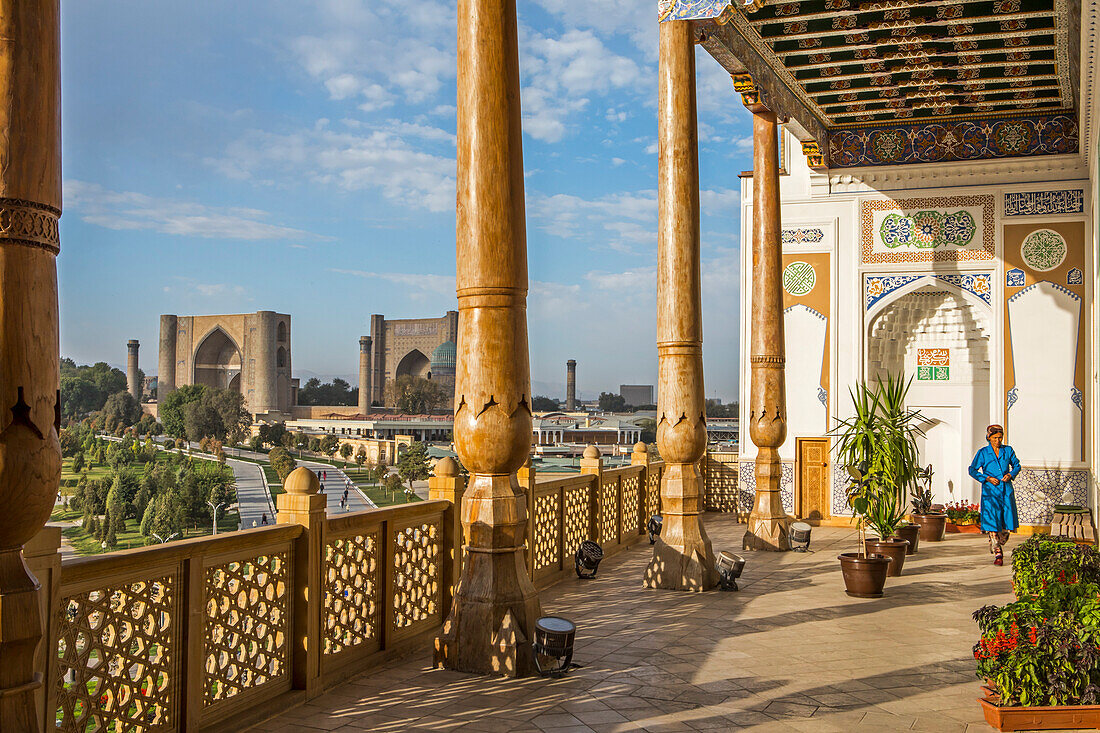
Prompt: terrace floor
<box><xmin>250</xmin><ymin>516</ymin><xmax>1057</xmax><ymax>733</ymax></box>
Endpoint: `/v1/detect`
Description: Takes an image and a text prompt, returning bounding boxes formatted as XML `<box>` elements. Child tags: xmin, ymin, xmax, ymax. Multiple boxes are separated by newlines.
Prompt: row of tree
<box><xmin>159</xmin><ymin>385</ymin><xmax>250</xmax><ymax>444</ymax></box>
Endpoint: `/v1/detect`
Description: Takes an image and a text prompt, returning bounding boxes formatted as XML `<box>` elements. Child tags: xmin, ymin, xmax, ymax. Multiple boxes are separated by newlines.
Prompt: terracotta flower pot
<box><xmin>838</xmin><ymin>552</ymin><xmax>891</xmax><ymax>598</ymax></box>
<box><xmin>895</xmin><ymin>523</ymin><xmax>920</xmax><ymax>555</ymax></box>
<box><xmin>979</xmin><ymin>687</ymin><xmax>1100</xmax><ymax>731</ymax></box>
<box><xmin>866</xmin><ymin>537</ymin><xmax>908</xmax><ymax>576</ymax></box>
<box><xmin>912</xmin><ymin>513</ymin><xmax>947</xmax><ymax>542</ymax></box>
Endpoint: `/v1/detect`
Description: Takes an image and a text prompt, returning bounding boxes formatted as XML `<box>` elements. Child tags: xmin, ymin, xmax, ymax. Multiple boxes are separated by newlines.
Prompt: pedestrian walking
<box><xmin>261</xmin><ymin>513</ymin><xmax>268</xmax><ymax>526</ymax></box>
<box><xmin>968</xmin><ymin>424</ymin><xmax>1021</xmax><ymax>566</ymax></box>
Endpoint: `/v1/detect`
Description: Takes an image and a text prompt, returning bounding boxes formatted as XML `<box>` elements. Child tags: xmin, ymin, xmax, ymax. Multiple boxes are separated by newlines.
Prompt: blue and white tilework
<box><xmin>866</xmin><ymin>273</ymin><xmax>992</xmax><ymax>310</ymax></box>
<box><xmin>1068</xmin><ymin>267</ymin><xmax>1083</xmax><ymax>285</ymax></box>
<box><xmin>1072</xmin><ymin>387</ymin><xmax>1083</xmax><ymax>411</ymax></box>
<box><xmin>737</xmin><ymin>460</ymin><xmax>795</xmax><ymax>515</ymax></box>
<box><xmin>832</xmin><ymin>464</ymin><xmax>852</xmax><ymax>517</ymax></box>
<box><xmin>782</xmin><ymin>228</ymin><xmax>825</xmax><ymax>245</ymax></box>
<box><xmin>817</xmin><ymin>386</ymin><xmax>828</xmax><ymax>407</ymax></box>
<box><xmin>1007</xmin><ymin>387</ymin><xmax>1019</xmax><ymax>411</ymax></box>
<box><xmin>1007</xmin><ymin>281</ymin><xmax>1081</xmax><ymax>304</ymax></box>
<box><xmin>1006</xmin><ymin>268</ymin><xmax>1026</xmax><ymax>287</ymax></box>
<box><xmin>1004</xmin><ymin>190</ymin><xmax>1085</xmax><ymax>217</ymax></box>
<box><xmin>1013</xmin><ymin>469</ymin><xmax>1089</xmax><ymax>524</ymax></box>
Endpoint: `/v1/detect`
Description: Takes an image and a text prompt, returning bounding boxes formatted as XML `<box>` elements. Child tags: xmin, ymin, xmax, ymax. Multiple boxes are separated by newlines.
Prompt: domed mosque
<box><xmin>429</xmin><ymin>340</ymin><xmax>457</xmax><ymax>393</ymax></box>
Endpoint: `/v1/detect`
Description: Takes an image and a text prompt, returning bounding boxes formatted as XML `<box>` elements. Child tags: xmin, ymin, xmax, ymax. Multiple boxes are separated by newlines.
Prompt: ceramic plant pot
<box><xmin>912</xmin><ymin>513</ymin><xmax>947</xmax><ymax>542</ymax></box>
<box><xmin>894</xmin><ymin>523</ymin><xmax>920</xmax><ymax>555</ymax></box>
<box><xmin>865</xmin><ymin>537</ymin><xmax>909</xmax><ymax>577</ymax></box>
<box><xmin>838</xmin><ymin>552</ymin><xmax>891</xmax><ymax>598</ymax></box>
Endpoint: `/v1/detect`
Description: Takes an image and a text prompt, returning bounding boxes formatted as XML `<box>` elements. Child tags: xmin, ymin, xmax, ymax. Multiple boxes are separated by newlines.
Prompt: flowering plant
<box><xmin>945</xmin><ymin>501</ymin><xmax>980</xmax><ymax>524</ymax></box>
<box><xmin>973</xmin><ymin>535</ymin><xmax>1100</xmax><ymax>707</ymax></box>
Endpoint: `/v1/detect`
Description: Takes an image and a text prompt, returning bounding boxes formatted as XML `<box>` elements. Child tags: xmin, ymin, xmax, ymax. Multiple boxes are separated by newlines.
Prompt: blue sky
<box><xmin>59</xmin><ymin>0</ymin><xmax>755</xmax><ymax>402</ymax></box>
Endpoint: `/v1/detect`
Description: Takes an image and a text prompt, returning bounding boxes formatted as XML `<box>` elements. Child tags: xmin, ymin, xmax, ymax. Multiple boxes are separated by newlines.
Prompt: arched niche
<box><xmin>395</xmin><ymin>349</ymin><xmax>431</xmax><ymax>379</ymax></box>
<box><xmin>193</xmin><ymin>327</ymin><xmax>243</xmax><ymax>393</ymax></box>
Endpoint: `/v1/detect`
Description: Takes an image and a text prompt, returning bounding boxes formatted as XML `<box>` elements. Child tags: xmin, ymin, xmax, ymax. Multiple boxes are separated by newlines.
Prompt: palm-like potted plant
<box><xmin>833</xmin><ymin>375</ymin><xmax>925</xmax><ymax>591</ymax></box>
<box><xmin>910</xmin><ymin>464</ymin><xmax>946</xmax><ymax>543</ymax></box>
<box><xmin>838</xmin><ymin>464</ymin><xmax>893</xmax><ymax>597</ymax></box>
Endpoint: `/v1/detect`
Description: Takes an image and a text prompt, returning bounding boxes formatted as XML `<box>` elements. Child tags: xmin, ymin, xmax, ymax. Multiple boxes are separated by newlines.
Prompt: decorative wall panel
<box><xmin>861</xmin><ymin>195</ymin><xmax>995</xmax><ymax>263</ymax></box>
<box><xmin>866</xmin><ymin>273</ymin><xmax>992</xmax><ymax>310</ymax></box>
<box><xmin>1004</xmin><ymin>190</ymin><xmax>1085</xmax><ymax>216</ymax></box>
<box><xmin>392</xmin><ymin>521</ymin><xmax>441</xmax><ymax>629</ymax></box>
<box><xmin>323</xmin><ymin>532</ymin><xmax>380</xmax><ymax>656</ymax></box>
<box><xmin>1014</xmin><ymin>468</ymin><xmax>1089</xmax><ymax>524</ymax></box>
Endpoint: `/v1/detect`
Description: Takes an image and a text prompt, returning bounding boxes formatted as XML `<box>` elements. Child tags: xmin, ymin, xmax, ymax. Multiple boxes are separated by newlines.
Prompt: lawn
<box><xmin>62</xmin><ymin>510</ymin><xmax>242</xmax><ymax>556</ymax></box>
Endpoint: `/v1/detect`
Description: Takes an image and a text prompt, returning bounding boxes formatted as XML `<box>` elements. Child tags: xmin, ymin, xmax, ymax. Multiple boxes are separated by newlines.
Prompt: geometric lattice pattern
<box><xmin>645</xmin><ymin>466</ymin><xmax>662</xmax><ymax>519</ymax></box>
<box><xmin>1015</xmin><ymin>468</ymin><xmax>1090</xmax><ymax>525</ymax></box>
<box><xmin>704</xmin><ymin>453</ymin><xmax>740</xmax><ymax>514</ymax></box>
<box><xmin>392</xmin><ymin>522</ymin><xmax>441</xmax><ymax>629</ymax></box>
<box><xmin>56</xmin><ymin>576</ymin><xmax>177</xmax><ymax>732</ymax></box>
<box><xmin>600</xmin><ymin>478</ymin><xmax>620</xmax><ymax>544</ymax></box>
<box><xmin>621</xmin><ymin>473</ymin><xmax>641</xmax><ymax>536</ymax></box>
<box><xmin>563</xmin><ymin>485</ymin><xmax>592</xmax><ymax>560</ymax></box>
<box><xmin>204</xmin><ymin>553</ymin><xmax>289</xmax><ymax>705</ymax></box>
<box><xmin>532</xmin><ymin>492</ymin><xmax>562</xmax><ymax>573</ymax></box>
<box><xmin>324</xmin><ymin>532</ymin><xmax>381</xmax><ymax>656</ymax></box>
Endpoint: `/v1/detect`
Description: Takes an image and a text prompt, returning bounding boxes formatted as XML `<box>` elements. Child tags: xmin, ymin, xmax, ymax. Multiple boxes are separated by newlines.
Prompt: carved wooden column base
<box><xmin>434</xmin><ymin>473</ymin><xmax>541</xmax><ymax>677</ymax></box>
<box><xmin>644</xmin><ymin>463</ymin><xmax>717</xmax><ymax>590</ymax></box>
<box><xmin>0</xmin><ymin>550</ymin><xmax>44</xmax><ymax>730</ymax></box>
<box><xmin>743</xmin><ymin>448</ymin><xmax>791</xmax><ymax>551</ymax></box>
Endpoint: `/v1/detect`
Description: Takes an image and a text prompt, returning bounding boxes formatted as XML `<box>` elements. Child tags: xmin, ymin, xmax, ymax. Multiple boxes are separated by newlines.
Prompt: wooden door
<box><xmin>795</xmin><ymin>437</ymin><xmax>830</xmax><ymax>522</ymax></box>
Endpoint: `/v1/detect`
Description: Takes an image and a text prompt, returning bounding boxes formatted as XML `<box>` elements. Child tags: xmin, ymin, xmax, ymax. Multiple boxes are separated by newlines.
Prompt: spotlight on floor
<box><xmin>789</xmin><ymin>521</ymin><xmax>812</xmax><ymax>552</ymax></box>
<box><xmin>647</xmin><ymin>515</ymin><xmax>662</xmax><ymax>544</ymax></box>
<box><xmin>575</xmin><ymin>540</ymin><xmax>604</xmax><ymax>579</ymax></box>
<box><xmin>716</xmin><ymin>551</ymin><xmax>745</xmax><ymax>591</ymax></box>
<box><xmin>533</xmin><ymin>616</ymin><xmax>577</xmax><ymax>678</ymax></box>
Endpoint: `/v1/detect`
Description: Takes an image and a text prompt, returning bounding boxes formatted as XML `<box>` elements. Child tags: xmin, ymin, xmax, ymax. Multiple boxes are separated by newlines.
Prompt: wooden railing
<box><xmin>33</xmin><ymin>446</ymin><xmax>670</xmax><ymax>732</ymax></box>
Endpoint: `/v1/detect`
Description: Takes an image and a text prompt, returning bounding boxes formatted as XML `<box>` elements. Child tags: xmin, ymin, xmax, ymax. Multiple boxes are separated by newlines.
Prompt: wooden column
<box><xmin>428</xmin><ymin>457</ymin><xmax>466</xmax><ymax>615</ymax></box>
<box><xmin>434</xmin><ymin>0</ymin><xmax>541</xmax><ymax>676</ymax></box>
<box><xmin>0</xmin><ymin>1</ymin><xmax>63</xmax><ymax>728</ymax></box>
<box><xmin>743</xmin><ymin>108</ymin><xmax>791</xmax><ymax>552</ymax></box>
<box><xmin>644</xmin><ymin>19</ymin><xmax>717</xmax><ymax>592</ymax></box>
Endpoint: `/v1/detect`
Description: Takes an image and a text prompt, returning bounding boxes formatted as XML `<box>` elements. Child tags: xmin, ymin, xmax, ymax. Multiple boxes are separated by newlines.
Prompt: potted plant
<box><xmin>974</xmin><ymin>535</ymin><xmax>1100</xmax><ymax>730</ymax></box>
<box><xmin>909</xmin><ymin>464</ymin><xmax>946</xmax><ymax>543</ymax></box>
<box><xmin>832</xmin><ymin>376</ymin><xmax>924</xmax><ymax>588</ymax></box>
<box><xmin>838</xmin><ymin>465</ymin><xmax>892</xmax><ymax>598</ymax></box>
<box><xmin>945</xmin><ymin>501</ymin><xmax>982</xmax><ymax>533</ymax></box>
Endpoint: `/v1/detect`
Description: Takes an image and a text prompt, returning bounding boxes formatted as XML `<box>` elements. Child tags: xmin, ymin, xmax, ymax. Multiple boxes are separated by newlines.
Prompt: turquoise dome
<box><xmin>431</xmin><ymin>341</ymin><xmax>457</xmax><ymax>374</ymax></box>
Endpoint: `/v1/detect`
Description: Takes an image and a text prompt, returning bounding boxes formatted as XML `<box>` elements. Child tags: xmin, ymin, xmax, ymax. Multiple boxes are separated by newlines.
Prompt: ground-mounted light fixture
<box><xmin>647</xmin><ymin>515</ymin><xmax>662</xmax><ymax>544</ymax></box>
<box><xmin>789</xmin><ymin>521</ymin><xmax>812</xmax><ymax>552</ymax></box>
<box><xmin>532</xmin><ymin>616</ymin><xmax>577</xmax><ymax>678</ymax></box>
<box><xmin>574</xmin><ymin>540</ymin><xmax>603</xmax><ymax>579</ymax></box>
<box><xmin>716</xmin><ymin>551</ymin><xmax>746</xmax><ymax>591</ymax></box>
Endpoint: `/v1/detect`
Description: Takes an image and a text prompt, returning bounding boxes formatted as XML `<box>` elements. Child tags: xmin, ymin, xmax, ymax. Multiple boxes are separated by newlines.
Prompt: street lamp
<box><xmin>207</xmin><ymin>501</ymin><xmax>225</xmax><ymax>536</ymax></box>
<box><xmin>151</xmin><ymin>532</ymin><xmax>179</xmax><ymax>544</ymax></box>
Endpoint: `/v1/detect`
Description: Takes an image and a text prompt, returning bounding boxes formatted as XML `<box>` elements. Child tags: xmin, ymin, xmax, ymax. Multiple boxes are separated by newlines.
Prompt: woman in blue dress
<box><xmin>968</xmin><ymin>424</ymin><xmax>1021</xmax><ymax>566</ymax></box>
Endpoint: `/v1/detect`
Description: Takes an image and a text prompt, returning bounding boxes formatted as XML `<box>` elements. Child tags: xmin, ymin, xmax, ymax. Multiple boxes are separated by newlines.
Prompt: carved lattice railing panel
<box><xmin>324</xmin><ymin>531</ymin><xmax>381</xmax><ymax>656</ymax></box>
<box><xmin>622</xmin><ymin>473</ymin><xmax>641</xmax><ymax>536</ymax></box>
<box><xmin>532</xmin><ymin>491</ymin><xmax>562</xmax><ymax>574</ymax></box>
<box><xmin>562</xmin><ymin>484</ymin><xmax>592</xmax><ymax>559</ymax></box>
<box><xmin>56</xmin><ymin>574</ymin><xmax>177</xmax><ymax>732</ymax></box>
<box><xmin>599</xmin><ymin>477</ymin><xmax>620</xmax><ymax>544</ymax></box>
<box><xmin>204</xmin><ymin>551</ymin><xmax>289</xmax><ymax>706</ymax></box>
<box><xmin>392</xmin><ymin>520</ymin><xmax>442</xmax><ymax>631</ymax></box>
<box><xmin>646</xmin><ymin>463</ymin><xmax>662</xmax><ymax>518</ymax></box>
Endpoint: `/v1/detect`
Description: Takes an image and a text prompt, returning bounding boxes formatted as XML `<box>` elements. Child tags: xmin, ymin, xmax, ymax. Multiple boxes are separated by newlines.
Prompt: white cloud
<box><xmin>210</xmin><ymin>122</ymin><xmax>456</xmax><ymax>213</ymax></box>
<box><xmin>64</xmin><ymin>180</ymin><xmax>320</xmax><ymax>241</ymax></box>
<box><xmin>330</xmin><ymin>268</ymin><xmax>456</xmax><ymax>299</ymax></box>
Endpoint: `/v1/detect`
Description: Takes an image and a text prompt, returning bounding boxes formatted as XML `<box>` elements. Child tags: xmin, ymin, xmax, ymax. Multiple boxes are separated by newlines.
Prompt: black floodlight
<box><xmin>716</xmin><ymin>551</ymin><xmax>745</xmax><ymax>591</ymax></box>
<box><xmin>789</xmin><ymin>521</ymin><xmax>812</xmax><ymax>552</ymax></box>
<box><xmin>647</xmin><ymin>515</ymin><xmax>662</xmax><ymax>544</ymax></box>
<box><xmin>574</xmin><ymin>540</ymin><xmax>603</xmax><ymax>579</ymax></box>
<box><xmin>532</xmin><ymin>616</ymin><xmax>577</xmax><ymax>678</ymax></box>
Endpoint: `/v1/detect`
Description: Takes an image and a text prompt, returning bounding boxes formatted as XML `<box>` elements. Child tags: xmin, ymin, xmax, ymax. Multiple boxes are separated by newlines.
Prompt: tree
<box><xmin>258</xmin><ymin>422</ymin><xmax>288</xmax><ymax>449</ymax></box>
<box><xmin>269</xmin><ymin>447</ymin><xmax>297</xmax><ymax>483</ymax></box>
<box><xmin>71</xmin><ymin>452</ymin><xmax>85</xmax><ymax>474</ymax></box>
<box><xmin>385</xmin><ymin>375</ymin><xmax>446</xmax><ymax>414</ymax></box>
<box><xmin>531</xmin><ymin>395</ymin><xmax>559</xmax><ymax>412</ymax></box>
<box><xmin>281</xmin><ymin>432</ymin><xmax>296</xmax><ymax>451</ymax></box>
<box><xmin>60</xmin><ymin>359</ymin><xmax>128</xmax><ymax>419</ymax></box>
<box><xmin>705</xmin><ymin>399</ymin><xmax>738</xmax><ymax>418</ymax></box>
<box><xmin>248</xmin><ymin>435</ymin><xmax>264</xmax><ymax>452</ymax></box>
<box><xmin>355</xmin><ymin>446</ymin><xmax>367</xmax><ymax>475</ymax></box>
<box><xmin>308</xmin><ymin>437</ymin><xmax>321</xmax><ymax>453</ymax></box>
<box><xmin>319</xmin><ymin>434</ymin><xmax>339</xmax><ymax>458</ymax></box>
<box><xmin>339</xmin><ymin>442</ymin><xmax>353</xmax><ymax>467</ymax></box>
<box><xmin>135</xmin><ymin>413</ymin><xmax>162</xmax><ymax>436</ymax></box>
<box><xmin>636</xmin><ymin>418</ymin><xmax>657</xmax><ymax>444</ymax></box>
<box><xmin>297</xmin><ymin>378</ymin><xmax>358</xmax><ymax>406</ymax></box>
<box><xmin>159</xmin><ymin>384</ymin><xmax>206</xmax><ymax>438</ymax></box>
<box><xmin>396</xmin><ymin>442</ymin><xmax>431</xmax><ymax>495</ymax></box>
<box><xmin>598</xmin><ymin>392</ymin><xmax>627</xmax><ymax>412</ymax></box>
<box><xmin>100</xmin><ymin>391</ymin><xmax>142</xmax><ymax>432</ymax></box>
<box><xmin>382</xmin><ymin>472</ymin><xmax>404</xmax><ymax>501</ymax></box>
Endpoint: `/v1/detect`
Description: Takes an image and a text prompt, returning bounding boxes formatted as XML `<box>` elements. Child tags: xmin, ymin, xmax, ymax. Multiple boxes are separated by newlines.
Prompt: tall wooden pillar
<box><xmin>644</xmin><ymin>19</ymin><xmax>717</xmax><ymax>592</ymax></box>
<box><xmin>433</xmin><ymin>0</ymin><xmax>541</xmax><ymax>676</ymax></box>
<box><xmin>0</xmin><ymin>0</ymin><xmax>64</xmax><ymax>728</ymax></box>
<box><xmin>743</xmin><ymin>107</ymin><xmax>791</xmax><ymax>551</ymax></box>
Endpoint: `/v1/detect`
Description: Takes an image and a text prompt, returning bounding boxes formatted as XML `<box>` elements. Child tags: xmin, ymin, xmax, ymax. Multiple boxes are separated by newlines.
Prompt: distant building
<box><xmin>368</xmin><ymin>311</ymin><xmax>458</xmax><ymax>410</ymax></box>
<box><xmin>619</xmin><ymin>384</ymin><xmax>654</xmax><ymax>407</ymax></box>
<box><xmin>158</xmin><ymin>311</ymin><xmax>293</xmax><ymax>417</ymax></box>
<box><xmin>533</xmin><ymin>413</ymin><xmax>643</xmax><ymax>447</ymax></box>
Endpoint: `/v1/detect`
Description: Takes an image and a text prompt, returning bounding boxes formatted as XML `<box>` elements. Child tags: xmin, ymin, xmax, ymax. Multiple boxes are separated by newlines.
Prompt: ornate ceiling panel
<box><xmin>678</xmin><ymin>0</ymin><xmax>1081</xmax><ymax>165</ymax></box>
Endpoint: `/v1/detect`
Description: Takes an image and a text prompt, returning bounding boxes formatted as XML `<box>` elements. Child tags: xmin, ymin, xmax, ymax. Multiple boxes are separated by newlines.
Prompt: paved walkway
<box><xmin>249</xmin><ymin>517</ymin><xmax>1049</xmax><ymax>733</ymax></box>
<box><xmin>298</xmin><ymin>461</ymin><xmax>377</xmax><ymax>513</ymax></box>
<box><xmin>231</xmin><ymin>458</ymin><xmax>275</xmax><ymax>529</ymax></box>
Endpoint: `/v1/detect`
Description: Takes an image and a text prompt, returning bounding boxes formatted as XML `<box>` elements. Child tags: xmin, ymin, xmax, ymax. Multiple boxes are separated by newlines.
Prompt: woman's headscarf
<box><xmin>986</xmin><ymin>424</ymin><xmax>1004</xmax><ymax>440</ymax></box>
